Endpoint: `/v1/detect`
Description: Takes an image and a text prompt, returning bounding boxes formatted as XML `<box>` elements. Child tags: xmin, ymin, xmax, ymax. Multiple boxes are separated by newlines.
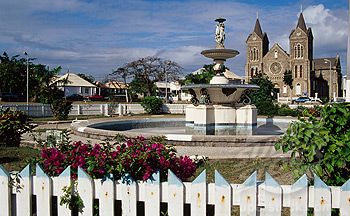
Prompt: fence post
<box><xmin>215</xmin><ymin>170</ymin><xmax>232</xmax><ymax>216</ymax></box>
<box><xmin>168</xmin><ymin>170</ymin><xmax>184</xmax><ymax>216</ymax></box>
<box><xmin>290</xmin><ymin>174</ymin><xmax>308</xmax><ymax>216</ymax></box>
<box><xmin>240</xmin><ymin>171</ymin><xmax>257</xmax><ymax>216</ymax></box>
<box><xmin>36</xmin><ymin>164</ymin><xmax>52</xmax><ymax>216</ymax></box>
<box><xmin>99</xmin><ymin>175</ymin><xmax>115</xmax><ymax>215</ymax></box>
<box><xmin>120</xmin><ymin>174</ymin><xmax>137</xmax><ymax>216</ymax></box>
<box><xmin>16</xmin><ymin>164</ymin><xmax>33</xmax><ymax>216</ymax></box>
<box><xmin>340</xmin><ymin>179</ymin><xmax>350</xmax><ymax>215</ymax></box>
<box><xmin>314</xmin><ymin>174</ymin><xmax>331</xmax><ymax>216</ymax></box>
<box><xmin>261</xmin><ymin>172</ymin><xmax>282</xmax><ymax>216</ymax></box>
<box><xmin>191</xmin><ymin>170</ymin><xmax>206</xmax><ymax>216</ymax></box>
<box><xmin>77</xmin><ymin>104</ymin><xmax>81</xmax><ymax>115</ymax></box>
<box><xmin>145</xmin><ymin>171</ymin><xmax>160</xmax><ymax>216</ymax></box>
<box><xmin>0</xmin><ymin>165</ymin><xmax>10</xmax><ymax>216</ymax></box>
<box><xmin>77</xmin><ymin>167</ymin><xmax>94</xmax><ymax>216</ymax></box>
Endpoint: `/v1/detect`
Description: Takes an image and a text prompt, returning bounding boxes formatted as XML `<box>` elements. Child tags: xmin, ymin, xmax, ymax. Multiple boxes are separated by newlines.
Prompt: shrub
<box><xmin>141</xmin><ymin>96</ymin><xmax>163</xmax><ymax>114</ymax></box>
<box><xmin>39</xmin><ymin>136</ymin><xmax>197</xmax><ymax>181</ymax></box>
<box><xmin>0</xmin><ymin>109</ymin><xmax>32</xmax><ymax>147</ymax></box>
<box><xmin>277</xmin><ymin>104</ymin><xmax>297</xmax><ymax>117</ymax></box>
<box><xmin>275</xmin><ymin>103</ymin><xmax>350</xmax><ymax>185</ymax></box>
<box><xmin>50</xmin><ymin>99</ymin><xmax>72</xmax><ymax>120</ymax></box>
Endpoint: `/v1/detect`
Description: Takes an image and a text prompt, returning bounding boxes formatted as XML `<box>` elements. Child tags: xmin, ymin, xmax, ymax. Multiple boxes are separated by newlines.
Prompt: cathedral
<box><xmin>245</xmin><ymin>12</ymin><xmax>342</xmax><ymax>100</ymax></box>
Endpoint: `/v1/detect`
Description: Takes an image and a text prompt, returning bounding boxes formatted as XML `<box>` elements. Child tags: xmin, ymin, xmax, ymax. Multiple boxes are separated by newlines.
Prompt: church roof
<box><xmin>297</xmin><ymin>12</ymin><xmax>307</xmax><ymax>32</ymax></box>
<box><xmin>313</xmin><ymin>57</ymin><xmax>339</xmax><ymax>70</ymax></box>
<box><xmin>254</xmin><ymin>18</ymin><xmax>263</xmax><ymax>38</ymax></box>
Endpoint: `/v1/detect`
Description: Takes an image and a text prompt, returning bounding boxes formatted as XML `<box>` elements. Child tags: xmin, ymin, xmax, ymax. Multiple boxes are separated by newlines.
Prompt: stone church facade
<box><xmin>245</xmin><ymin>12</ymin><xmax>342</xmax><ymax>99</ymax></box>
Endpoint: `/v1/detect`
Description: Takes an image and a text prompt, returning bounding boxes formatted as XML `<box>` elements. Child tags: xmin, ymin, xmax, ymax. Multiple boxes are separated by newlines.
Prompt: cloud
<box><xmin>0</xmin><ymin>1</ymin><xmax>348</xmax><ymax>79</ymax></box>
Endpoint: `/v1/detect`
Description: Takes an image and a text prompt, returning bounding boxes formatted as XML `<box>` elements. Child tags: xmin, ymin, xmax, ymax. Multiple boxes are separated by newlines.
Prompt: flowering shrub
<box><xmin>0</xmin><ymin>108</ymin><xmax>32</xmax><ymax>147</ymax></box>
<box><xmin>39</xmin><ymin>136</ymin><xmax>197</xmax><ymax>181</ymax></box>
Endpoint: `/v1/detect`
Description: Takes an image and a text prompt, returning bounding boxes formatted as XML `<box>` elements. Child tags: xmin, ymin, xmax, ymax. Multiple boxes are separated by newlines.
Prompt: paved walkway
<box><xmin>22</xmin><ymin>119</ymin><xmax>290</xmax><ymax>159</ymax></box>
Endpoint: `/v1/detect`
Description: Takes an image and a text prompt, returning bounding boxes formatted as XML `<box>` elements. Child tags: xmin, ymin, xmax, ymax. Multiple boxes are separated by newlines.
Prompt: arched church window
<box><xmin>299</xmin><ymin>65</ymin><xmax>303</xmax><ymax>78</ymax></box>
<box><xmin>257</xmin><ymin>49</ymin><xmax>259</xmax><ymax>60</ymax></box>
<box><xmin>295</xmin><ymin>65</ymin><xmax>298</xmax><ymax>78</ymax></box>
<box><xmin>296</xmin><ymin>83</ymin><xmax>301</xmax><ymax>95</ymax></box>
<box><xmin>295</xmin><ymin>43</ymin><xmax>304</xmax><ymax>59</ymax></box>
<box><xmin>251</xmin><ymin>68</ymin><xmax>254</xmax><ymax>77</ymax></box>
<box><xmin>301</xmin><ymin>46</ymin><xmax>304</xmax><ymax>58</ymax></box>
<box><xmin>253</xmin><ymin>48</ymin><xmax>256</xmax><ymax>61</ymax></box>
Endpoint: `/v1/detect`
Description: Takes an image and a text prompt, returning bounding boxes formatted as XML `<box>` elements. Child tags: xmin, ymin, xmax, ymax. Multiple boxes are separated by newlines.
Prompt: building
<box><xmin>245</xmin><ymin>12</ymin><xmax>342</xmax><ymax>99</ymax></box>
<box><xmin>54</xmin><ymin>73</ymin><xmax>97</xmax><ymax>97</ymax></box>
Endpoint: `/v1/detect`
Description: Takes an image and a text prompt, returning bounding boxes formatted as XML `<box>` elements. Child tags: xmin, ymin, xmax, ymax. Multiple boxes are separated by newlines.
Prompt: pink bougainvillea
<box><xmin>39</xmin><ymin>136</ymin><xmax>197</xmax><ymax>181</ymax></box>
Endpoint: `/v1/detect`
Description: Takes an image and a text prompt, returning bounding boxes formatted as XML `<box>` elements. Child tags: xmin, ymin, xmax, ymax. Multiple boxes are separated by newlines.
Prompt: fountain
<box><xmin>70</xmin><ymin>18</ymin><xmax>287</xmax><ymax>147</ymax></box>
<box><xmin>182</xmin><ymin>18</ymin><xmax>259</xmax><ymax>135</ymax></box>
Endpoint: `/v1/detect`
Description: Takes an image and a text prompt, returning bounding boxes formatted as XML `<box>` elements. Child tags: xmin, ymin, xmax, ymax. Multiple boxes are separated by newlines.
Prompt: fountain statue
<box><xmin>181</xmin><ymin>18</ymin><xmax>259</xmax><ymax>135</ymax></box>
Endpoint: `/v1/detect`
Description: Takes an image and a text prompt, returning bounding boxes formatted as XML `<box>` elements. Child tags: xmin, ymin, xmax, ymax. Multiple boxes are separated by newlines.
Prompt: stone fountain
<box><xmin>182</xmin><ymin>18</ymin><xmax>259</xmax><ymax>135</ymax></box>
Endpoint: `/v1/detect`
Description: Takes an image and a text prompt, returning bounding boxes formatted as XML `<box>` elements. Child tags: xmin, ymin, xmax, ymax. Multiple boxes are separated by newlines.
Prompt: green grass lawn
<box><xmin>0</xmin><ymin>147</ymin><xmax>40</xmax><ymax>172</ymax></box>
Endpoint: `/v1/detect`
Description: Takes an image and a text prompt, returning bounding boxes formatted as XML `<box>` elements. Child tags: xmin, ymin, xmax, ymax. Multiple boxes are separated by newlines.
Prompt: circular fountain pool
<box><xmin>71</xmin><ymin>117</ymin><xmax>293</xmax><ymax>147</ymax></box>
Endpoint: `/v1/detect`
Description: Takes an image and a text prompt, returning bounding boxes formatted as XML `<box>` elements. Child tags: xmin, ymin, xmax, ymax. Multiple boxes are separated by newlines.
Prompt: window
<box><xmin>295</xmin><ymin>83</ymin><xmax>301</xmax><ymax>95</ymax></box>
<box><xmin>299</xmin><ymin>65</ymin><xmax>303</xmax><ymax>78</ymax></box>
<box><xmin>84</xmin><ymin>88</ymin><xmax>89</xmax><ymax>94</ymax></box>
<box><xmin>251</xmin><ymin>68</ymin><xmax>254</xmax><ymax>77</ymax></box>
<box><xmin>251</xmin><ymin>48</ymin><xmax>259</xmax><ymax>61</ymax></box>
<box><xmin>294</xmin><ymin>43</ymin><xmax>304</xmax><ymax>59</ymax></box>
<box><xmin>295</xmin><ymin>65</ymin><xmax>298</xmax><ymax>78</ymax></box>
<box><xmin>283</xmin><ymin>85</ymin><xmax>287</xmax><ymax>94</ymax></box>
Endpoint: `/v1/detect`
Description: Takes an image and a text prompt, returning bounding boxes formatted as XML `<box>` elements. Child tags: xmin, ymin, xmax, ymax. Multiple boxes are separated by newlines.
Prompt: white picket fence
<box><xmin>1</xmin><ymin>164</ymin><xmax>350</xmax><ymax>216</ymax></box>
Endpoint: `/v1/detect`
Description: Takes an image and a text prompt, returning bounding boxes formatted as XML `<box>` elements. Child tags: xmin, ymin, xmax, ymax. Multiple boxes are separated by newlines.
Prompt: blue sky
<box><xmin>0</xmin><ymin>0</ymin><xmax>348</xmax><ymax>80</ymax></box>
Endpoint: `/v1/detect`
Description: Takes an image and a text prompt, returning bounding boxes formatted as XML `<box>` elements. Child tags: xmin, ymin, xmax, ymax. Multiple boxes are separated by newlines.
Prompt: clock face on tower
<box><xmin>270</xmin><ymin>62</ymin><xmax>282</xmax><ymax>75</ymax></box>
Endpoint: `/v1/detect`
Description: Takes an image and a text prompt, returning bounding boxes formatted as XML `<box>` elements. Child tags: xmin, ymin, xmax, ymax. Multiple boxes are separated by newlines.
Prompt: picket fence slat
<box><xmin>168</xmin><ymin>170</ymin><xmax>184</xmax><ymax>216</ymax></box>
<box><xmin>98</xmin><ymin>176</ymin><xmax>115</xmax><ymax>216</ymax></box>
<box><xmin>261</xmin><ymin>172</ymin><xmax>282</xmax><ymax>216</ymax></box>
<box><xmin>0</xmin><ymin>165</ymin><xmax>11</xmax><ymax>216</ymax></box>
<box><xmin>145</xmin><ymin>171</ymin><xmax>160</xmax><ymax>216</ymax></box>
<box><xmin>240</xmin><ymin>171</ymin><xmax>257</xmax><ymax>216</ymax></box>
<box><xmin>340</xmin><ymin>179</ymin><xmax>350</xmax><ymax>216</ymax></box>
<box><xmin>215</xmin><ymin>170</ymin><xmax>232</xmax><ymax>216</ymax></box>
<box><xmin>53</xmin><ymin>166</ymin><xmax>72</xmax><ymax>215</ymax></box>
<box><xmin>36</xmin><ymin>165</ymin><xmax>52</xmax><ymax>216</ymax></box>
<box><xmin>4</xmin><ymin>165</ymin><xmax>350</xmax><ymax>216</ymax></box>
<box><xmin>314</xmin><ymin>174</ymin><xmax>332</xmax><ymax>216</ymax></box>
<box><xmin>121</xmin><ymin>174</ymin><xmax>137</xmax><ymax>216</ymax></box>
<box><xmin>191</xmin><ymin>170</ymin><xmax>206</xmax><ymax>216</ymax></box>
<box><xmin>78</xmin><ymin>167</ymin><xmax>94</xmax><ymax>216</ymax></box>
<box><xmin>290</xmin><ymin>174</ymin><xmax>308</xmax><ymax>216</ymax></box>
<box><xmin>16</xmin><ymin>164</ymin><xmax>32</xmax><ymax>216</ymax></box>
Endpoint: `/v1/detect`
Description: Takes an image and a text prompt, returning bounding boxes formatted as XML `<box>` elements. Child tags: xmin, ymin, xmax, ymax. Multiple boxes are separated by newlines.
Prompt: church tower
<box><xmin>245</xmin><ymin>18</ymin><xmax>269</xmax><ymax>80</ymax></box>
<box><xmin>289</xmin><ymin>12</ymin><xmax>313</xmax><ymax>96</ymax></box>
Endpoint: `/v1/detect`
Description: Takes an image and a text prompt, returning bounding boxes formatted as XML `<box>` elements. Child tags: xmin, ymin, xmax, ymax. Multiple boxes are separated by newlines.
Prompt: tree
<box><xmin>275</xmin><ymin>103</ymin><xmax>350</xmax><ymax>186</ymax></box>
<box><xmin>0</xmin><ymin>52</ymin><xmax>28</xmax><ymax>95</ymax></box>
<box><xmin>248</xmin><ymin>73</ymin><xmax>277</xmax><ymax>116</ymax></box>
<box><xmin>283</xmin><ymin>69</ymin><xmax>293</xmax><ymax>100</ymax></box>
<box><xmin>112</xmin><ymin>57</ymin><xmax>182</xmax><ymax>97</ymax></box>
<box><xmin>77</xmin><ymin>73</ymin><xmax>95</xmax><ymax>84</ymax></box>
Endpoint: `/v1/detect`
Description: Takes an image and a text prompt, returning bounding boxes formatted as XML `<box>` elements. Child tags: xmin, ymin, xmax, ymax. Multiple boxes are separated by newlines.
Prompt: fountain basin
<box><xmin>70</xmin><ymin>117</ymin><xmax>292</xmax><ymax>147</ymax></box>
<box><xmin>201</xmin><ymin>49</ymin><xmax>239</xmax><ymax>60</ymax></box>
<box><xmin>181</xmin><ymin>83</ymin><xmax>259</xmax><ymax>104</ymax></box>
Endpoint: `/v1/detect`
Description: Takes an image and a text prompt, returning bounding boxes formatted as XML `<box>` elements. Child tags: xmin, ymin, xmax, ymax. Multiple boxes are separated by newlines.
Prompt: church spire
<box><xmin>297</xmin><ymin>12</ymin><xmax>307</xmax><ymax>32</ymax></box>
<box><xmin>253</xmin><ymin>18</ymin><xmax>263</xmax><ymax>38</ymax></box>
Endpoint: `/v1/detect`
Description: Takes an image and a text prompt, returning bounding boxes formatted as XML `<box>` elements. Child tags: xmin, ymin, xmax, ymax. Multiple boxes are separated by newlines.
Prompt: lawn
<box><xmin>0</xmin><ymin>147</ymin><xmax>40</xmax><ymax>172</ymax></box>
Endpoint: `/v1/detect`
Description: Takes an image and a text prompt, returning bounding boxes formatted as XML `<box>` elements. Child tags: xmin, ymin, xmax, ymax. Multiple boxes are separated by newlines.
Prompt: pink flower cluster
<box><xmin>40</xmin><ymin>136</ymin><xmax>197</xmax><ymax>181</ymax></box>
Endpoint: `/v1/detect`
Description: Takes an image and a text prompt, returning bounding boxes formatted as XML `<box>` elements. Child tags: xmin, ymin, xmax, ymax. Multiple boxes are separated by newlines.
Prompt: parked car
<box><xmin>87</xmin><ymin>94</ymin><xmax>104</xmax><ymax>101</ymax></box>
<box><xmin>0</xmin><ymin>93</ymin><xmax>21</xmax><ymax>102</ymax></box>
<box><xmin>292</xmin><ymin>97</ymin><xmax>311</xmax><ymax>104</ymax></box>
<box><xmin>66</xmin><ymin>94</ymin><xmax>85</xmax><ymax>101</ymax></box>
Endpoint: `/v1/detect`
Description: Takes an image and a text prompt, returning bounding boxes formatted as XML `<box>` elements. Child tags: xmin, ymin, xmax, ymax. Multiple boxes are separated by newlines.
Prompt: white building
<box><xmin>54</xmin><ymin>73</ymin><xmax>97</xmax><ymax>97</ymax></box>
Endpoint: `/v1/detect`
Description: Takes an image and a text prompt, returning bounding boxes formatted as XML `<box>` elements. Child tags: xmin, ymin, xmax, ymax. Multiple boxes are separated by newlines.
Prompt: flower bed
<box><xmin>40</xmin><ymin>135</ymin><xmax>197</xmax><ymax>181</ymax></box>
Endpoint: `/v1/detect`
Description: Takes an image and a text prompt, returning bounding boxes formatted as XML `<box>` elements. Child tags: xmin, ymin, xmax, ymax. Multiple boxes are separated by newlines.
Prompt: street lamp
<box><xmin>324</xmin><ymin>59</ymin><xmax>332</xmax><ymax>101</ymax></box>
<box><xmin>23</xmin><ymin>52</ymin><xmax>29</xmax><ymax>109</ymax></box>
